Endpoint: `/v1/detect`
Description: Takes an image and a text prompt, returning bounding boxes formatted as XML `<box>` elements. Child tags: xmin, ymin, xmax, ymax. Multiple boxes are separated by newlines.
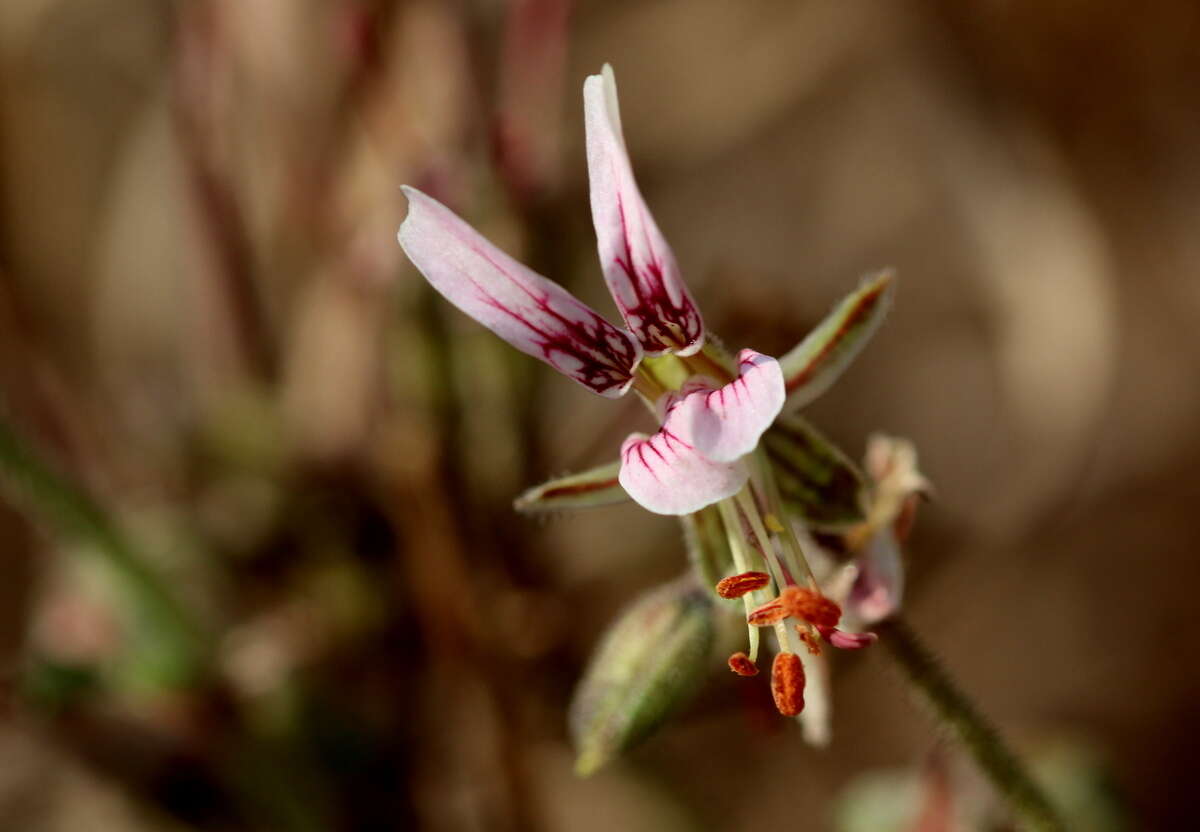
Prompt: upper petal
<box><xmin>398</xmin><ymin>187</ymin><xmax>642</xmax><ymax>397</ymax></box>
<box><xmin>669</xmin><ymin>350</ymin><xmax>785</xmax><ymax>463</ymax></box>
<box><xmin>583</xmin><ymin>65</ymin><xmax>704</xmax><ymax>357</ymax></box>
<box><xmin>618</xmin><ymin>430</ymin><xmax>748</xmax><ymax>515</ymax></box>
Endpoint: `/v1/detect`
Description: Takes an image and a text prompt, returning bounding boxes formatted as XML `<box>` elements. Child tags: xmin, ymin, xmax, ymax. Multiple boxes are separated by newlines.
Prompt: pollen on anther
<box><xmin>771</xmin><ymin>652</ymin><xmax>805</xmax><ymax>716</ymax></box>
<box><xmin>727</xmin><ymin>652</ymin><xmax>759</xmax><ymax>676</ymax></box>
<box><xmin>716</xmin><ymin>571</ymin><xmax>771</xmax><ymax>599</ymax></box>
<box><xmin>779</xmin><ymin>586</ymin><xmax>842</xmax><ymax>629</ymax></box>
<box><xmin>747</xmin><ymin>598</ymin><xmax>787</xmax><ymax>627</ymax></box>
<box><xmin>796</xmin><ymin>627</ymin><xmax>822</xmax><ymax>655</ymax></box>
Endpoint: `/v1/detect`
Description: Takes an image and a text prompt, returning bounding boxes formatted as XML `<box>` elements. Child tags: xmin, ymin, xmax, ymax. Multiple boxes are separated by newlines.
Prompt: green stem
<box><xmin>716</xmin><ymin>498</ymin><xmax>761</xmax><ymax>662</ymax></box>
<box><xmin>877</xmin><ymin>617</ymin><xmax>1064</xmax><ymax>832</ymax></box>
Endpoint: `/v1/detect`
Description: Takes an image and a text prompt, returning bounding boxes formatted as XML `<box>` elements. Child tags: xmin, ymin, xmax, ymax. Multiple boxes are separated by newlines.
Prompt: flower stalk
<box><xmin>877</xmin><ymin>616</ymin><xmax>1065</xmax><ymax>832</ymax></box>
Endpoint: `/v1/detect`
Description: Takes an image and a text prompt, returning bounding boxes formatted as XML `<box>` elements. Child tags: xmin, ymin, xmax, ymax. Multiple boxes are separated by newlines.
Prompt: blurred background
<box><xmin>0</xmin><ymin>0</ymin><xmax>1197</xmax><ymax>829</ymax></box>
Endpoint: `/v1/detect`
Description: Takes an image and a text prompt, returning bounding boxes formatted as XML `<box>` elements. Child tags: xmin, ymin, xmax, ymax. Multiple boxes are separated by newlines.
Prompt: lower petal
<box><xmin>618</xmin><ymin>430</ymin><xmax>748</xmax><ymax>515</ymax></box>
<box><xmin>671</xmin><ymin>349</ymin><xmax>785</xmax><ymax>463</ymax></box>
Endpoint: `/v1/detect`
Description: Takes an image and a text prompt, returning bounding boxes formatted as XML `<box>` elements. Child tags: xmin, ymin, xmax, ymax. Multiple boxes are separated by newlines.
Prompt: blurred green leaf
<box><xmin>832</xmin><ymin>770</ymin><xmax>923</xmax><ymax>832</ymax></box>
<box><xmin>20</xmin><ymin>659</ymin><xmax>100</xmax><ymax>713</ymax></box>
<box><xmin>1030</xmin><ymin>742</ymin><xmax>1129</xmax><ymax>832</ymax></box>
<box><xmin>0</xmin><ymin>416</ymin><xmax>204</xmax><ymax>686</ymax></box>
<box><xmin>779</xmin><ymin>270</ymin><xmax>894</xmax><ymax>411</ymax></box>
<box><xmin>569</xmin><ymin>577</ymin><xmax>715</xmax><ymax>776</ymax></box>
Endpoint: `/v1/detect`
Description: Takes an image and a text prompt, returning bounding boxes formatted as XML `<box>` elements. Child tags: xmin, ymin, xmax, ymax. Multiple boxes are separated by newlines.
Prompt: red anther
<box><xmin>727</xmin><ymin>652</ymin><xmax>759</xmax><ymax>676</ymax></box>
<box><xmin>716</xmin><ymin>571</ymin><xmax>771</xmax><ymax>599</ymax></box>
<box><xmin>819</xmin><ymin>626</ymin><xmax>878</xmax><ymax>650</ymax></box>
<box><xmin>771</xmin><ymin>652</ymin><xmax>805</xmax><ymax>716</ymax></box>
<box><xmin>778</xmin><ymin>586</ymin><xmax>842</xmax><ymax>629</ymax></box>
<box><xmin>747</xmin><ymin>598</ymin><xmax>787</xmax><ymax>627</ymax></box>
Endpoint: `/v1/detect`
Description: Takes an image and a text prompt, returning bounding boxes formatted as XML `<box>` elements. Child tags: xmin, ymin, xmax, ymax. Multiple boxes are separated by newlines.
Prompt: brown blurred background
<box><xmin>0</xmin><ymin>0</ymin><xmax>1197</xmax><ymax>829</ymax></box>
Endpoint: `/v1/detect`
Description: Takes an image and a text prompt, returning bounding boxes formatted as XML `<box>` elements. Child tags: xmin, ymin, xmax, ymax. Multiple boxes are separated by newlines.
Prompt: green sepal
<box><xmin>779</xmin><ymin>270</ymin><xmax>894</xmax><ymax>411</ymax></box>
<box><xmin>513</xmin><ymin>461</ymin><xmax>627</xmax><ymax>513</ymax></box>
<box><xmin>680</xmin><ymin>506</ymin><xmax>736</xmax><ymax>604</ymax></box>
<box><xmin>569</xmin><ymin>576</ymin><xmax>716</xmax><ymax>776</ymax></box>
<box><xmin>763</xmin><ymin>414</ymin><xmax>866</xmax><ymax>528</ymax></box>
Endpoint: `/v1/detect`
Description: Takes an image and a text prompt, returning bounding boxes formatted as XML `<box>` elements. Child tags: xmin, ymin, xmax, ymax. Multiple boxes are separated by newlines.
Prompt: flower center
<box><xmin>711</xmin><ymin>451</ymin><xmax>877</xmax><ymax>716</ymax></box>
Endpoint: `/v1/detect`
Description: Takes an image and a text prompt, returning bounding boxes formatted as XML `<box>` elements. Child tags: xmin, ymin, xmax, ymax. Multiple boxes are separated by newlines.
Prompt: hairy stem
<box><xmin>877</xmin><ymin>617</ymin><xmax>1064</xmax><ymax>832</ymax></box>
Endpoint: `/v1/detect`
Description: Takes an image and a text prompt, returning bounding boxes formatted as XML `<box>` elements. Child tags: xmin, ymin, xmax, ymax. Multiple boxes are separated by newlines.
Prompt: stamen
<box><xmin>771</xmin><ymin>652</ymin><xmax>806</xmax><ymax>716</ymax></box>
<box><xmin>750</xmin><ymin>450</ymin><xmax>820</xmax><ymax>586</ymax></box>
<box><xmin>750</xmin><ymin>586</ymin><xmax>842</xmax><ymax>630</ymax></box>
<box><xmin>796</xmin><ymin>626</ymin><xmax>822</xmax><ymax>655</ymax></box>
<box><xmin>734</xmin><ymin>489</ymin><xmax>792</xmax><ymax>590</ymax></box>
<box><xmin>780</xmin><ymin>586</ymin><xmax>842</xmax><ymax>629</ymax></box>
<box><xmin>747</xmin><ymin>597</ymin><xmax>788</xmax><ymax>627</ymax></box>
<box><xmin>717</xmin><ymin>498</ymin><xmax>768</xmax><ymax>662</ymax></box>
<box><xmin>727</xmin><ymin>652</ymin><xmax>759</xmax><ymax>676</ymax></box>
<box><xmin>716</xmin><ymin>571</ymin><xmax>771</xmax><ymax>599</ymax></box>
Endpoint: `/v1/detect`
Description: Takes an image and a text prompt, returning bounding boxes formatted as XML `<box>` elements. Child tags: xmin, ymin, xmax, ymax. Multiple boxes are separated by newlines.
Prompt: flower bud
<box><xmin>570</xmin><ymin>577</ymin><xmax>715</xmax><ymax>776</ymax></box>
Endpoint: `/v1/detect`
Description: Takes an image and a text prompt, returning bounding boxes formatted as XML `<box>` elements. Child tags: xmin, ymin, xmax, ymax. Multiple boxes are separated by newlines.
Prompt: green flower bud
<box><xmin>569</xmin><ymin>577</ymin><xmax>715</xmax><ymax>776</ymax></box>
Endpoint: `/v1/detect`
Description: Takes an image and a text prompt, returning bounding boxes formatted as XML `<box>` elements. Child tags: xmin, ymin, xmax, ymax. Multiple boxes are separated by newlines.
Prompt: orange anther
<box><xmin>747</xmin><ymin>598</ymin><xmax>787</xmax><ymax>627</ymax></box>
<box><xmin>771</xmin><ymin>652</ymin><xmax>805</xmax><ymax>716</ymax></box>
<box><xmin>778</xmin><ymin>586</ymin><xmax>842</xmax><ymax>629</ymax></box>
<box><xmin>727</xmin><ymin>652</ymin><xmax>759</xmax><ymax>676</ymax></box>
<box><xmin>716</xmin><ymin>571</ymin><xmax>771</xmax><ymax>599</ymax></box>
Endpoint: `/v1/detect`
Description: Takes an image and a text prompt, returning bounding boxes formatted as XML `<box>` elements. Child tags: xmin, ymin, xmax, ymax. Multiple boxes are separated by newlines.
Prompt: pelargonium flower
<box><xmin>398</xmin><ymin>64</ymin><xmax>899</xmax><ymax>759</ymax></box>
<box><xmin>400</xmin><ymin>65</ymin><xmax>782</xmax><ymax>517</ymax></box>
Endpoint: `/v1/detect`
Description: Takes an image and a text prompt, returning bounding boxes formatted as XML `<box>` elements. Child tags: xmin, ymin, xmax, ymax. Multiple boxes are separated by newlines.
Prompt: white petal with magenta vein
<box><xmin>618</xmin><ymin>430</ymin><xmax>748</xmax><ymax>515</ymax></box>
<box><xmin>670</xmin><ymin>350</ymin><xmax>785</xmax><ymax>462</ymax></box>
<box><xmin>398</xmin><ymin>187</ymin><xmax>642</xmax><ymax>397</ymax></box>
<box><xmin>583</xmin><ymin>66</ymin><xmax>704</xmax><ymax>357</ymax></box>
